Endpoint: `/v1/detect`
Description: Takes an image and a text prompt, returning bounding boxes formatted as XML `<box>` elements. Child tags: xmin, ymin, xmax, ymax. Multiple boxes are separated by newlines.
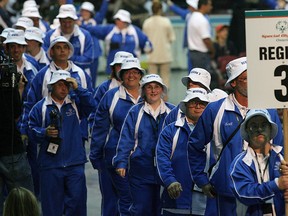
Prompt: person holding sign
<box><xmin>28</xmin><ymin>70</ymin><xmax>95</xmax><ymax>216</ymax></box>
<box><xmin>230</xmin><ymin>109</ymin><xmax>288</xmax><ymax>216</ymax></box>
<box><xmin>187</xmin><ymin>57</ymin><xmax>284</xmax><ymax>215</ymax></box>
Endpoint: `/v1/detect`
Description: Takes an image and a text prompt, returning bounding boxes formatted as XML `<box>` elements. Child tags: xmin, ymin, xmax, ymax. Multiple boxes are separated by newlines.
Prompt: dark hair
<box><xmin>152</xmin><ymin>2</ymin><xmax>162</xmax><ymax>14</ymax></box>
<box><xmin>198</xmin><ymin>0</ymin><xmax>210</xmax><ymax>8</ymax></box>
<box><xmin>3</xmin><ymin>187</ymin><xmax>40</xmax><ymax>216</ymax></box>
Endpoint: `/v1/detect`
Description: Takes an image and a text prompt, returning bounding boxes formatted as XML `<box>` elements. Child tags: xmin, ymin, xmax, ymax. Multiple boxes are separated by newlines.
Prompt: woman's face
<box><xmin>122</xmin><ymin>69</ymin><xmax>141</xmax><ymax>89</ymax></box>
<box><xmin>115</xmin><ymin>19</ymin><xmax>129</xmax><ymax>30</ymax></box>
<box><xmin>143</xmin><ymin>82</ymin><xmax>163</xmax><ymax>105</ymax></box>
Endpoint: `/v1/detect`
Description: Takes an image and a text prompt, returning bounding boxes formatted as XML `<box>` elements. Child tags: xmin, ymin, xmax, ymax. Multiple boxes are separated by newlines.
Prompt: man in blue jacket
<box><xmin>188</xmin><ymin>56</ymin><xmax>284</xmax><ymax>215</ymax></box>
<box><xmin>230</xmin><ymin>109</ymin><xmax>288</xmax><ymax>216</ymax></box>
<box><xmin>28</xmin><ymin>70</ymin><xmax>95</xmax><ymax>216</ymax></box>
<box><xmin>43</xmin><ymin>4</ymin><xmax>95</xmax><ymax>79</ymax></box>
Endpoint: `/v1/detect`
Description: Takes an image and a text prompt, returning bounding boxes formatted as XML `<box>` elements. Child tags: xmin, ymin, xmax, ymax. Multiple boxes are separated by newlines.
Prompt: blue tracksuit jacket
<box><xmin>188</xmin><ymin>94</ymin><xmax>283</xmax><ymax>197</ymax></box>
<box><xmin>28</xmin><ymin>86</ymin><xmax>95</xmax><ymax>169</ymax></box>
<box><xmin>21</xmin><ymin>61</ymin><xmax>93</xmax><ymax>138</ymax></box>
<box><xmin>82</xmin><ymin>24</ymin><xmax>152</xmax><ymax>73</ymax></box>
<box><xmin>229</xmin><ymin>145</ymin><xmax>284</xmax><ymax>216</ymax></box>
<box><xmin>90</xmin><ymin>85</ymin><xmax>142</xmax><ymax>170</ymax></box>
<box><xmin>113</xmin><ymin>101</ymin><xmax>175</xmax><ymax>183</ymax></box>
<box><xmin>43</xmin><ymin>25</ymin><xmax>94</xmax><ymax>74</ymax></box>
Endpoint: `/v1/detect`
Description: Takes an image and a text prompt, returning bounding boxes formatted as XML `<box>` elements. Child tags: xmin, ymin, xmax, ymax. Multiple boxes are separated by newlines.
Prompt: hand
<box><xmin>46</xmin><ymin>126</ymin><xmax>58</xmax><ymax>138</ymax></box>
<box><xmin>167</xmin><ymin>182</ymin><xmax>182</xmax><ymax>199</ymax></box>
<box><xmin>116</xmin><ymin>168</ymin><xmax>126</xmax><ymax>178</ymax></box>
<box><xmin>21</xmin><ymin>134</ymin><xmax>28</xmax><ymax>145</ymax></box>
<box><xmin>201</xmin><ymin>183</ymin><xmax>216</xmax><ymax>198</ymax></box>
<box><xmin>279</xmin><ymin>160</ymin><xmax>288</xmax><ymax>176</ymax></box>
<box><xmin>66</xmin><ymin>77</ymin><xmax>78</xmax><ymax>90</ymax></box>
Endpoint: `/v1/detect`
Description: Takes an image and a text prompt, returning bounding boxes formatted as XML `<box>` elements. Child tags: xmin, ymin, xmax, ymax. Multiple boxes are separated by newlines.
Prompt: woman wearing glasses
<box><xmin>90</xmin><ymin>57</ymin><xmax>144</xmax><ymax>216</ymax></box>
<box><xmin>113</xmin><ymin>74</ymin><xmax>175</xmax><ymax>215</ymax></box>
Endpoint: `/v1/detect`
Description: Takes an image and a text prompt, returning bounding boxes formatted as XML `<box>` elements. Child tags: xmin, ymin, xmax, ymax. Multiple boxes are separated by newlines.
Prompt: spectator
<box><xmin>143</xmin><ymin>1</ymin><xmax>175</xmax><ymax>89</ymax></box>
<box><xmin>187</xmin><ymin>0</ymin><xmax>218</xmax><ymax>89</ymax></box>
<box><xmin>166</xmin><ymin>0</ymin><xmax>198</xmax><ymax>71</ymax></box>
<box><xmin>188</xmin><ymin>56</ymin><xmax>284</xmax><ymax>215</ymax></box>
<box><xmin>81</xmin><ymin>9</ymin><xmax>153</xmax><ymax>74</ymax></box>
<box><xmin>90</xmin><ymin>57</ymin><xmax>144</xmax><ymax>215</ymax></box>
<box><xmin>230</xmin><ymin>109</ymin><xmax>287</xmax><ymax>215</ymax></box>
<box><xmin>3</xmin><ymin>187</ymin><xmax>40</xmax><ymax>216</ymax></box>
<box><xmin>28</xmin><ymin>70</ymin><xmax>95</xmax><ymax>216</ymax></box>
<box><xmin>43</xmin><ymin>4</ymin><xmax>95</xmax><ymax>78</ymax></box>
<box><xmin>156</xmin><ymin>88</ymin><xmax>209</xmax><ymax>215</ymax></box>
<box><xmin>113</xmin><ymin>74</ymin><xmax>175</xmax><ymax>215</ymax></box>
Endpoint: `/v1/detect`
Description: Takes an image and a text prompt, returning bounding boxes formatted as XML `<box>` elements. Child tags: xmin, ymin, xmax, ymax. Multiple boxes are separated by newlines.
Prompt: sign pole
<box><xmin>283</xmin><ymin>109</ymin><xmax>288</xmax><ymax>214</ymax></box>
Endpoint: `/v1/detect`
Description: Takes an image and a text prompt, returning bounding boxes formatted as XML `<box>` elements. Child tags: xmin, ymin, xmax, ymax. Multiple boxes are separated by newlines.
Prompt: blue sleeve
<box><xmin>70</xmin><ymin>29</ymin><xmax>94</xmax><ymax>67</ymax></box>
<box><xmin>20</xmin><ymin>69</ymin><xmax>47</xmax><ymax>135</ymax></box>
<box><xmin>113</xmin><ymin>108</ymin><xmax>137</xmax><ymax>169</ymax></box>
<box><xmin>89</xmin><ymin>93</ymin><xmax>111</xmax><ymax>169</ymax></box>
<box><xmin>94</xmin><ymin>0</ymin><xmax>109</xmax><ymax>24</ymax></box>
<box><xmin>74</xmin><ymin>86</ymin><xmax>96</xmax><ymax>119</ymax></box>
<box><xmin>43</xmin><ymin>29</ymin><xmax>53</xmax><ymax>51</ymax></box>
<box><xmin>156</xmin><ymin>125</ymin><xmax>177</xmax><ymax>187</ymax></box>
<box><xmin>88</xmin><ymin>81</ymin><xmax>109</xmax><ymax>127</ymax></box>
<box><xmin>163</xmin><ymin>107</ymin><xmax>178</xmax><ymax>128</ymax></box>
<box><xmin>188</xmin><ymin>103</ymin><xmax>215</xmax><ymax>188</ymax></box>
<box><xmin>134</xmin><ymin>25</ymin><xmax>153</xmax><ymax>51</ymax></box>
<box><xmin>28</xmin><ymin>102</ymin><xmax>47</xmax><ymax>139</ymax></box>
<box><xmin>81</xmin><ymin>24</ymin><xmax>113</xmax><ymax>40</ymax></box>
<box><xmin>169</xmin><ymin>4</ymin><xmax>190</xmax><ymax>20</ymax></box>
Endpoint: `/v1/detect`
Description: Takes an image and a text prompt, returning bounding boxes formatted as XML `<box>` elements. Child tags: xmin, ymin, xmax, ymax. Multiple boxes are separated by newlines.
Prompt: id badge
<box><xmin>47</xmin><ymin>142</ymin><xmax>59</xmax><ymax>154</ymax></box>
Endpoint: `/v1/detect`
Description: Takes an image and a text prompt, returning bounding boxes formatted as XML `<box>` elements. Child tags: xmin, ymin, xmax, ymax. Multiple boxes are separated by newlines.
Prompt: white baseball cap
<box><xmin>113</xmin><ymin>9</ymin><xmax>131</xmax><ymax>24</ymax></box>
<box><xmin>4</xmin><ymin>30</ymin><xmax>27</xmax><ymax>45</ymax></box>
<box><xmin>240</xmin><ymin>109</ymin><xmax>278</xmax><ymax>142</ymax></box>
<box><xmin>47</xmin><ymin>36</ymin><xmax>74</xmax><ymax>59</ymax></box>
<box><xmin>110</xmin><ymin>51</ymin><xmax>134</xmax><ymax>66</ymax></box>
<box><xmin>186</xmin><ymin>0</ymin><xmax>198</xmax><ymax>9</ymax></box>
<box><xmin>13</xmin><ymin>17</ymin><xmax>34</xmax><ymax>30</ymax></box>
<box><xmin>48</xmin><ymin>70</ymin><xmax>71</xmax><ymax>88</ymax></box>
<box><xmin>140</xmin><ymin>74</ymin><xmax>168</xmax><ymax>94</ymax></box>
<box><xmin>22</xmin><ymin>7</ymin><xmax>42</xmax><ymax>18</ymax></box>
<box><xmin>80</xmin><ymin>2</ymin><xmax>95</xmax><ymax>14</ymax></box>
<box><xmin>119</xmin><ymin>57</ymin><xmax>145</xmax><ymax>80</ymax></box>
<box><xmin>179</xmin><ymin>88</ymin><xmax>209</xmax><ymax>113</ymax></box>
<box><xmin>57</xmin><ymin>4</ymin><xmax>78</xmax><ymax>20</ymax></box>
<box><xmin>182</xmin><ymin>68</ymin><xmax>211</xmax><ymax>91</ymax></box>
<box><xmin>225</xmin><ymin>56</ymin><xmax>247</xmax><ymax>86</ymax></box>
<box><xmin>0</xmin><ymin>28</ymin><xmax>15</xmax><ymax>39</ymax></box>
<box><xmin>25</xmin><ymin>27</ymin><xmax>44</xmax><ymax>43</ymax></box>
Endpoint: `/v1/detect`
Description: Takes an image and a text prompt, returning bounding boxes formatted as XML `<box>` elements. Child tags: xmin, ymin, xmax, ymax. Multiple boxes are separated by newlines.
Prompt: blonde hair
<box><xmin>3</xmin><ymin>187</ymin><xmax>40</xmax><ymax>216</ymax></box>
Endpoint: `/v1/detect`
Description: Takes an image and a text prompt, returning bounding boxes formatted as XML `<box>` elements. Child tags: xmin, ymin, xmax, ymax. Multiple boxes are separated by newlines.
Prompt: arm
<box><xmin>89</xmin><ymin>92</ymin><xmax>111</xmax><ymax>169</ymax></box>
<box><xmin>156</xmin><ymin>125</ymin><xmax>177</xmax><ymax>187</ymax></box>
<box><xmin>169</xmin><ymin>4</ymin><xmax>190</xmax><ymax>20</ymax></box>
<box><xmin>203</xmin><ymin>38</ymin><xmax>215</xmax><ymax>59</ymax></box>
<box><xmin>94</xmin><ymin>0</ymin><xmax>109</xmax><ymax>24</ymax></box>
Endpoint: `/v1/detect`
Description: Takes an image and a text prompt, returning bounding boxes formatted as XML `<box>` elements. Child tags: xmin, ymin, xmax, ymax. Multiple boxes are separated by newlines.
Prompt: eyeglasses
<box><xmin>247</xmin><ymin>122</ymin><xmax>270</xmax><ymax>132</ymax></box>
<box><xmin>144</xmin><ymin>84</ymin><xmax>162</xmax><ymax>92</ymax></box>
<box><xmin>187</xmin><ymin>100</ymin><xmax>208</xmax><ymax>109</ymax></box>
<box><xmin>124</xmin><ymin>70</ymin><xmax>140</xmax><ymax>76</ymax></box>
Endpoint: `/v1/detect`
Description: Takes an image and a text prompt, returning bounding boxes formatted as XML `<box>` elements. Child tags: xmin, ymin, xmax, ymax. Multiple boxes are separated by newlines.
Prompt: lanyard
<box><xmin>254</xmin><ymin>150</ymin><xmax>270</xmax><ymax>183</ymax></box>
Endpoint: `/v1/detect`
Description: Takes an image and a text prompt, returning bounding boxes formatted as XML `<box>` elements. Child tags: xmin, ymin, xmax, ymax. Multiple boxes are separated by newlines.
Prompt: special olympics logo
<box><xmin>276</xmin><ymin>21</ymin><xmax>288</xmax><ymax>33</ymax></box>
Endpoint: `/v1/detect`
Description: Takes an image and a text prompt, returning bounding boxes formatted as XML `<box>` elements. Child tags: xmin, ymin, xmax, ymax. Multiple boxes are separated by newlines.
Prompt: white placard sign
<box><xmin>246</xmin><ymin>10</ymin><xmax>288</xmax><ymax>109</ymax></box>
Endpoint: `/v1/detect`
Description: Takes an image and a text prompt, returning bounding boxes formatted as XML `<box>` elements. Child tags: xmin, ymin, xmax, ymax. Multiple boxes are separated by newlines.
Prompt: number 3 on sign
<box><xmin>275</xmin><ymin>65</ymin><xmax>288</xmax><ymax>102</ymax></box>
